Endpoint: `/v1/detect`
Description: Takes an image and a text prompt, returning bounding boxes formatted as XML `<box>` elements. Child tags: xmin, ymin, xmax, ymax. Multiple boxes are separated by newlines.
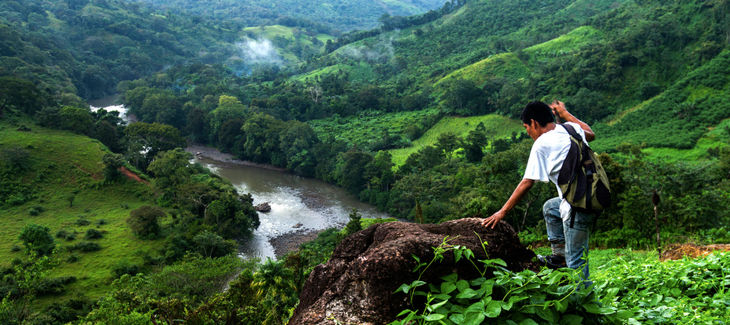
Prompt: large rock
<box><xmin>289</xmin><ymin>218</ymin><xmax>538</xmax><ymax>325</ymax></box>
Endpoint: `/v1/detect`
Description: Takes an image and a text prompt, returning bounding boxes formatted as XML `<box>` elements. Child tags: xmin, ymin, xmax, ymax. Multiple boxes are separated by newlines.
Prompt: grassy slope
<box><xmin>242</xmin><ymin>25</ymin><xmax>334</xmax><ymax>64</ymax></box>
<box><xmin>0</xmin><ymin>121</ymin><xmax>162</xmax><ymax>305</ymax></box>
<box><xmin>308</xmin><ymin>109</ymin><xmax>439</xmax><ymax>147</ymax></box>
<box><xmin>388</xmin><ymin>114</ymin><xmax>523</xmax><ymax>166</ymax></box>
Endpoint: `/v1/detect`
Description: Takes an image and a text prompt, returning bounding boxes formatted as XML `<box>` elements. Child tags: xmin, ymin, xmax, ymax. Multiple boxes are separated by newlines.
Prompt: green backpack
<box><xmin>557</xmin><ymin>124</ymin><xmax>611</xmax><ymax>226</ymax></box>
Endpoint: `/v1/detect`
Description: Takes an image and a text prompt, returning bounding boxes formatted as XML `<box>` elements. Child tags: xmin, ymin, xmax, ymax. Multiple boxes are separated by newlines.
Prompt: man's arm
<box><xmin>550</xmin><ymin>100</ymin><xmax>595</xmax><ymax>142</ymax></box>
<box><xmin>482</xmin><ymin>178</ymin><xmax>535</xmax><ymax>229</ymax></box>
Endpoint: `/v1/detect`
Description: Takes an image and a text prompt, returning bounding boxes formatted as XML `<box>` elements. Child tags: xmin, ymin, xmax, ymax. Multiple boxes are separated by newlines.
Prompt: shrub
<box><xmin>84</xmin><ymin>229</ymin><xmax>103</xmax><ymax>240</ymax></box>
<box><xmin>192</xmin><ymin>231</ymin><xmax>236</xmax><ymax>258</ymax></box>
<box><xmin>10</xmin><ymin>245</ymin><xmax>21</xmax><ymax>252</ymax></box>
<box><xmin>69</xmin><ymin>242</ymin><xmax>101</xmax><ymax>253</ymax></box>
<box><xmin>28</xmin><ymin>205</ymin><xmax>45</xmax><ymax>216</ymax></box>
<box><xmin>35</xmin><ymin>276</ymin><xmax>77</xmax><ymax>296</ymax></box>
<box><xmin>344</xmin><ymin>209</ymin><xmax>362</xmax><ymax>235</ymax></box>
<box><xmin>96</xmin><ymin>219</ymin><xmax>107</xmax><ymax>226</ymax></box>
<box><xmin>75</xmin><ymin>218</ymin><xmax>91</xmax><ymax>226</ymax></box>
<box><xmin>19</xmin><ymin>224</ymin><xmax>55</xmax><ymax>255</ymax></box>
<box><xmin>112</xmin><ymin>260</ymin><xmax>141</xmax><ymax>278</ymax></box>
<box><xmin>127</xmin><ymin>206</ymin><xmax>164</xmax><ymax>239</ymax></box>
<box><xmin>67</xmin><ymin>254</ymin><xmax>79</xmax><ymax>263</ymax></box>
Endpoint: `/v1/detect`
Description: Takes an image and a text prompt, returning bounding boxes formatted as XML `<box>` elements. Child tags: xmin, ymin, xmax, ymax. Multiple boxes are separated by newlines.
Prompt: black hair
<box><xmin>521</xmin><ymin>101</ymin><xmax>554</xmax><ymax>126</ymax></box>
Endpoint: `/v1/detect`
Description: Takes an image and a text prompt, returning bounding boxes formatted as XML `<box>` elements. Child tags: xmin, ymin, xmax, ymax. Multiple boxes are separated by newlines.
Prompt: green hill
<box><xmin>0</xmin><ymin>120</ymin><xmax>159</xmax><ymax>305</ymax></box>
<box><xmin>131</xmin><ymin>0</ymin><xmax>448</xmax><ymax>32</ymax></box>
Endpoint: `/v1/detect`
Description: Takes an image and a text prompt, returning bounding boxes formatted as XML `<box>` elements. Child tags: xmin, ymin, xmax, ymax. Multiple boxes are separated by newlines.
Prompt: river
<box><xmin>189</xmin><ymin>146</ymin><xmax>390</xmax><ymax>260</ymax></box>
<box><xmin>89</xmin><ymin>94</ymin><xmax>134</xmax><ymax>123</ymax></box>
<box><xmin>92</xmin><ymin>101</ymin><xmax>386</xmax><ymax>260</ymax></box>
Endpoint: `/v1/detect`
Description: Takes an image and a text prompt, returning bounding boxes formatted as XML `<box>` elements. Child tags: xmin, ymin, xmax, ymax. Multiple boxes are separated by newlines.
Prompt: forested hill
<box><xmin>0</xmin><ymin>0</ymin><xmax>240</xmax><ymax>100</ymax></box>
<box><xmin>2</xmin><ymin>0</ymin><xmax>730</xmax><ymax>323</ymax></box>
<box><xmin>295</xmin><ymin>0</ymin><xmax>730</xmax><ymax>151</ymax></box>
<box><xmin>130</xmin><ymin>0</ymin><xmax>449</xmax><ymax>33</ymax></box>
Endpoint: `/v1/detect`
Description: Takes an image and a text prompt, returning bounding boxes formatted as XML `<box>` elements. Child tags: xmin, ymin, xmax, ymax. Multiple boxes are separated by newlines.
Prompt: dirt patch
<box><xmin>119</xmin><ymin>166</ymin><xmax>149</xmax><ymax>185</ymax></box>
<box><xmin>661</xmin><ymin>243</ymin><xmax>730</xmax><ymax>260</ymax></box>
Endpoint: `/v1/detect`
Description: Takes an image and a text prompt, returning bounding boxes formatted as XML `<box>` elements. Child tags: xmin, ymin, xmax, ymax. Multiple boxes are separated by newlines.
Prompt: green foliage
<box><xmin>68</xmin><ymin>241</ymin><xmax>102</xmax><ymax>253</ymax></box>
<box><xmin>127</xmin><ymin>206</ymin><xmax>164</xmax><ymax>240</ymax></box>
<box><xmin>203</xmin><ymin>193</ymin><xmax>260</xmax><ymax>239</ymax></box>
<box><xmin>392</xmin><ymin>239</ymin><xmax>624</xmax><ymax>325</ymax></box>
<box><xmin>112</xmin><ymin>260</ymin><xmax>141</xmax><ymax>278</ymax></box>
<box><xmin>133</xmin><ymin>0</ymin><xmax>445</xmax><ymax>32</ymax></box>
<box><xmin>0</xmin><ymin>0</ymin><xmax>240</xmax><ymax>99</ymax></box>
<box><xmin>102</xmin><ymin>153</ymin><xmax>124</xmax><ymax>182</ymax></box>
<box><xmin>308</xmin><ymin>109</ymin><xmax>440</xmax><ymax>151</ymax></box>
<box><xmin>18</xmin><ymin>224</ymin><xmax>55</xmax><ymax>256</ymax></box>
<box><xmin>0</xmin><ymin>76</ymin><xmax>49</xmax><ymax>117</ymax></box>
<box><xmin>344</xmin><ymin>209</ymin><xmax>363</xmax><ymax>235</ymax></box>
<box><xmin>124</xmin><ymin>122</ymin><xmax>186</xmax><ymax>171</ymax></box>
<box><xmin>81</xmin><ymin>255</ymin><xmax>248</xmax><ymax>323</ymax></box>
<box><xmin>84</xmin><ymin>229</ymin><xmax>104</xmax><ymax>240</ymax></box>
<box><xmin>192</xmin><ymin>230</ymin><xmax>236</xmax><ymax>258</ymax></box>
<box><xmin>592</xmin><ymin>251</ymin><xmax>730</xmax><ymax>323</ymax></box>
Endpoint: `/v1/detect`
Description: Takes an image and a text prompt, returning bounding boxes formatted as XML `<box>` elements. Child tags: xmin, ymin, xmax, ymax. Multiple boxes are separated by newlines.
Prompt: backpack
<box><xmin>557</xmin><ymin>124</ymin><xmax>611</xmax><ymax>226</ymax></box>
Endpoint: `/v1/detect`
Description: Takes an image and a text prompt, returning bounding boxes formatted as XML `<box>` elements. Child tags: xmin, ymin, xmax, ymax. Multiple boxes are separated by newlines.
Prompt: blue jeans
<box><xmin>543</xmin><ymin>197</ymin><xmax>594</xmax><ymax>283</ymax></box>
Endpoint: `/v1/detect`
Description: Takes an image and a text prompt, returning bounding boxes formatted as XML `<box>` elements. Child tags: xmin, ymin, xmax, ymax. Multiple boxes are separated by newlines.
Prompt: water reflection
<box><xmin>195</xmin><ymin>156</ymin><xmax>389</xmax><ymax>260</ymax></box>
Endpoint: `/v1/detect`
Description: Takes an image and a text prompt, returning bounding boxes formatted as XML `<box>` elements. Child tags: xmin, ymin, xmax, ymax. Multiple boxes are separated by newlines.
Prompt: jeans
<box><xmin>543</xmin><ymin>197</ymin><xmax>594</xmax><ymax>284</ymax></box>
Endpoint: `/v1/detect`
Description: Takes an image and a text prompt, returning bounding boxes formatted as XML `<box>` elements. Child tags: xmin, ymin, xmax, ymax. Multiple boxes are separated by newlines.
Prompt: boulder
<box><xmin>255</xmin><ymin>202</ymin><xmax>271</xmax><ymax>212</ymax></box>
<box><xmin>289</xmin><ymin>218</ymin><xmax>538</xmax><ymax>325</ymax></box>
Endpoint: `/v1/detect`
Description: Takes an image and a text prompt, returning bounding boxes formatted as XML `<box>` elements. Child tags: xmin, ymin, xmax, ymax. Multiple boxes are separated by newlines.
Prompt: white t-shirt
<box><xmin>523</xmin><ymin>122</ymin><xmax>588</xmax><ymax>219</ymax></box>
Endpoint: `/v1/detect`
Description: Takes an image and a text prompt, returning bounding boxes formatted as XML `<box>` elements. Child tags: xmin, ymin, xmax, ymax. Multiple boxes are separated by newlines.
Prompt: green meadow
<box><xmin>388</xmin><ymin>114</ymin><xmax>524</xmax><ymax>166</ymax></box>
<box><xmin>0</xmin><ymin>121</ymin><xmax>162</xmax><ymax>306</ymax></box>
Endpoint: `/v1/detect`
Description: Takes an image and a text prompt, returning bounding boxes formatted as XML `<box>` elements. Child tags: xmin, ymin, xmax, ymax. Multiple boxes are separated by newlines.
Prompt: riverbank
<box><xmin>269</xmin><ymin>229</ymin><xmax>324</xmax><ymax>258</ymax></box>
<box><xmin>187</xmin><ymin>144</ymin><xmax>337</xmax><ymax>259</ymax></box>
<box><xmin>186</xmin><ymin>144</ymin><xmax>288</xmax><ymax>172</ymax></box>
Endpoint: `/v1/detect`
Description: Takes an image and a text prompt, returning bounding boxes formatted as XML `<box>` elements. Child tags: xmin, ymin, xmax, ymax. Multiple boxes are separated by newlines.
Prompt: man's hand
<box><xmin>550</xmin><ymin>100</ymin><xmax>568</xmax><ymax>121</ymax></box>
<box><xmin>549</xmin><ymin>99</ymin><xmax>595</xmax><ymax>141</ymax></box>
<box><xmin>482</xmin><ymin>210</ymin><xmax>506</xmax><ymax>229</ymax></box>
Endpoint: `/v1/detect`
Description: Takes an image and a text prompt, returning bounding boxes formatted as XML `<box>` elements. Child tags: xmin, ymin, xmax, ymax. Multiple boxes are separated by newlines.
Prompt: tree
<box><xmin>210</xmin><ymin>95</ymin><xmax>248</xmax><ymax>136</ymax></box>
<box><xmin>436</xmin><ymin>132</ymin><xmax>459</xmax><ymax>158</ymax></box>
<box><xmin>0</xmin><ymin>76</ymin><xmax>48</xmax><ymax>117</ymax></box>
<box><xmin>279</xmin><ymin>120</ymin><xmax>319</xmax><ymax>176</ymax></box>
<box><xmin>464</xmin><ymin>122</ymin><xmax>487</xmax><ymax>163</ymax></box>
<box><xmin>19</xmin><ymin>224</ymin><xmax>55</xmax><ymax>256</ymax></box>
<box><xmin>147</xmin><ymin>149</ymin><xmax>194</xmax><ymax>192</ymax></box>
<box><xmin>204</xmin><ymin>193</ymin><xmax>259</xmax><ymax>239</ymax></box>
<box><xmin>102</xmin><ymin>153</ymin><xmax>124</xmax><ymax>182</ymax></box>
<box><xmin>193</xmin><ymin>231</ymin><xmax>236</xmax><ymax>258</ymax></box>
<box><xmin>439</xmin><ymin>78</ymin><xmax>489</xmax><ymax>115</ymax></box>
<box><xmin>335</xmin><ymin>150</ymin><xmax>374</xmax><ymax>194</ymax></box>
<box><xmin>127</xmin><ymin>206</ymin><xmax>164</xmax><ymax>239</ymax></box>
<box><xmin>59</xmin><ymin>106</ymin><xmax>94</xmax><ymax>135</ymax></box>
<box><xmin>253</xmin><ymin>258</ymin><xmax>297</xmax><ymax>325</ymax></box>
<box><xmin>344</xmin><ymin>209</ymin><xmax>362</xmax><ymax>235</ymax></box>
<box><xmin>124</xmin><ymin>122</ymin><xmax>186</xmax><ymax>171</ymax></box>
<box><xmin>241</xmin><ymin>113</ymin><xmax>285</xmax><ymax>164</ymax></box>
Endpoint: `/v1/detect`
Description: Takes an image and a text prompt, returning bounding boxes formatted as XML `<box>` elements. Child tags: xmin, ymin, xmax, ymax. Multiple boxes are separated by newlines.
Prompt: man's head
<box><xmin>521</xmin><ymin>101</ymin><xmax>555</xmax><ymax>140</ymax></box>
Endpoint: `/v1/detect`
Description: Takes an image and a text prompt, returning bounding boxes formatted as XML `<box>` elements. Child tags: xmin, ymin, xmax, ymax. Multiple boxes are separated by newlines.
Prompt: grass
<box><xmin>388</xmin><ymin>114</ymin><xmax>524</xmax><ymax>166</ymax></box>
<box><xmin>641</xmin><ymin>117</ymin><xmax>730</xmax><ymax>164</ymax></box>
<box><xmin>308</xmin><ymin>109</ymin><xmax>440</xmax><ymax>148</ymax></box>
<box><xmin>523</xmin><ymin>26</ymin><xmax>605</xmax><ymax>59</ymax></box>
<box><xmin>0</xmin><ymin>120</ymin><xmax>161</xmax><ymax>307</ymax></box>
<box><xmin>435</xmin><ymin>26</ymin><xmax>603</xmax><ymax>92</ymax></box>
<box><xmin>436</xmin><ymin>52</ymin><xmax>530</xmax><ymax>89</ymax></box>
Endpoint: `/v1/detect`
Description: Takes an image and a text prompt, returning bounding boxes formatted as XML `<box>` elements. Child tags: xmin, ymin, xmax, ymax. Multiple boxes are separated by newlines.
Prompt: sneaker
<box><xmin>537</xmin><ymin>254</ymin><xmax>567</xmax><ymax>269</ymax></box>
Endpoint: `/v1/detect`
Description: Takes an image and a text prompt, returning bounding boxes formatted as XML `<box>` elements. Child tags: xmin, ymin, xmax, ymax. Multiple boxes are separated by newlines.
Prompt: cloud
<box><xmin>236</xmin><ymin>37</ymin><xmax>283</xmax><ymax>65</ymax></box>
<box><xmin>339</xmin><ymin>34</ymin><xmax>396</xmax><ymax>62</ymax></box>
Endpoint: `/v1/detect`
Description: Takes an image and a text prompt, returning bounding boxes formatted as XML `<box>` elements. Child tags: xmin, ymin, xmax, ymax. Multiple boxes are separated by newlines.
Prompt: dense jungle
<box><xmin>1</xmin><ymin>0</ymin><xmax>729</xmax><ymax>323</ymax></box>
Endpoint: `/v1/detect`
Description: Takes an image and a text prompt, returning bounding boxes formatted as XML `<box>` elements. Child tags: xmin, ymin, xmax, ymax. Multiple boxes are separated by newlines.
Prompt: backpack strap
<box><xmin>561</xmin><ymin>123</ymin><xmax>582</xmax><ymax>143</ymax></box>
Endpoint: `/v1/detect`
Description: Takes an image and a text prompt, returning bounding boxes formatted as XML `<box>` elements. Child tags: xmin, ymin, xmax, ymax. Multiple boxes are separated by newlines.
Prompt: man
<box><xmin>482</xmin><ymin>100</ymin><xmax>595</xmax><ymax>281</ymax></box>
